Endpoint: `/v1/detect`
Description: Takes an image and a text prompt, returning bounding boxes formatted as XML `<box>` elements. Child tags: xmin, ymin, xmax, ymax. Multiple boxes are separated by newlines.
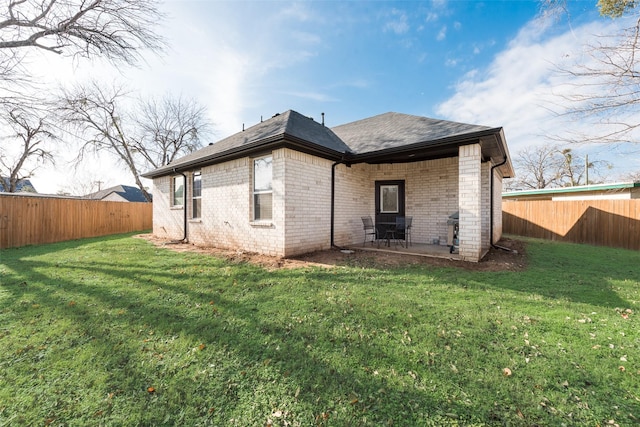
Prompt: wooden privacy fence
<box><xmin>0</xmin><ymin>194</ymin><xmax>152</xmax><ymax>249</ymax></box>
<box><xmin>502</xmin><ymin>199</ymin><xmax>640</xmax><ymax>251</ymax></box>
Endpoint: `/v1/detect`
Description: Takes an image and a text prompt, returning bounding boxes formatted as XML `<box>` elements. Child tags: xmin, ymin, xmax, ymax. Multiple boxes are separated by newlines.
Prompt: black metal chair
<box><xmin>361</xmin><ymin>216</ymin><xmax>378</xmax><ymax>247</ymax></box>
<box><xmin>403</xmin><ymin>216</ymin><xmax>413</xmax><ymax>246</ymax></box>
<box><xmin>389</xmin><ymin>216</ymin><xmax>408</xmax><ymax>248</ymax></box>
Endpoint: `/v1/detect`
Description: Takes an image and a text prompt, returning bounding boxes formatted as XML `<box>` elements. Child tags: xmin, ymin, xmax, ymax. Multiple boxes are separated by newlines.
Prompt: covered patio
<box><xmin>330</xmin><ymin>113</ymin><xmax>514</xmax><ymax>263</ymax></box>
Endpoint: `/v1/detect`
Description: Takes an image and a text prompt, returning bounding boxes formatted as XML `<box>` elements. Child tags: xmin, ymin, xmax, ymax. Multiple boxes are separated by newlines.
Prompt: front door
<box><xmin>375</xmin><ymin>180</ymin><xmax>405</xmax><ymax>240</ymax></box>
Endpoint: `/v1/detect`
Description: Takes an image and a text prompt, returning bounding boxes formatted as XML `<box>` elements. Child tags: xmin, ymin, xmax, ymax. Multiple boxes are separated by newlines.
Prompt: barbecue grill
<box><xmin>447</xmin><ymin>211</ymin><xmax>459</xmax><ymax>254</ymax></box>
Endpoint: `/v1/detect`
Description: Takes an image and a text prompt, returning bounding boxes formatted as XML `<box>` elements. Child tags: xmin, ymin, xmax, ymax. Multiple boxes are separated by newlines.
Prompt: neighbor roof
<box><xmin>142</xmin><ymin>110</ymin><xmax>514</xmax><ymax>178</ymax></box>
<box><xmin>503</xmin><ymin>181</ymin><xmax>640</xmax><ymax>198</ymax></box>
<box><xmin>84</xmin><ymin>185</ymin><xmax>150</xmax><ymax>202</ymax></box>
<box><xmin>0</xmin><ymin>177</ymin><xmax>37</xmax><ymax>193</ymax></box>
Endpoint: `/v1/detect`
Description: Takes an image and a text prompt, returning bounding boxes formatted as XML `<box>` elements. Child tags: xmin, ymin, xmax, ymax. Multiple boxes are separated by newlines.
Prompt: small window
<box><xmin>380</xmin><ymin>184</ymin><xmax>399</xmax><ymax>213</ymax></box>
<box><xmin>253</xmin><ymin>156</ymin><xmax>272</xmax><ymax>221</ymax></box>
<box><xmin>172</xmin><ymin>175</ymin><xmax>184</xmax><ymax>207</ymax></box>
<box><xmin>192</xmin><ymin>171</ymin><xmax>202</xmax><ymax>219</ymax></box>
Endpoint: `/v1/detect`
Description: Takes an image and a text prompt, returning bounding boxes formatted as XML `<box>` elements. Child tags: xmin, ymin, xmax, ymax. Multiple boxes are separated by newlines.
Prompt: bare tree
<box><xmin>507</xmin><ymin>145</ymin><xmax>611</xmax><ymax>190</ymax></box>
<box><xmin>618</xmin><ymin>169</ymin><xmax>640</xmax><ymax>182</ymax></box>
<box><xmin>58</xmin><ymin>82</ymin><xmax>210</xmax><ymax>202</ymax></box>
<box><xmin>507</xmin><ymin>144</ymin><xmax>566</xmax><ymax>190</ymax></box>
<box><xmin>134</xmin><ymin>94</ymin><xmax>210</xmax><ymax>168</ymax></box>
<box><xmin>58</xmin><ymin>82</ymin><xmax>152</xmax><ymax>200</ymax></box>
<box><xmin>545</xmin><ymin>1</ymin><xmax>640</xmax><ymax>146</ymax></box>
<box><xmin>0</xmin><ymin>107</ymin><xmax>56</xmax><ymax>192</ymax></box>
<box><xmin>0</xmin><ymin>0</ymin><xmax>165</xmax><ymax>81</ymax></box>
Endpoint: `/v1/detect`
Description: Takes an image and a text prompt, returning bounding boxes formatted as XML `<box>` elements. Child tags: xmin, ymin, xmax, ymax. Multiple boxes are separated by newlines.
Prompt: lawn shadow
<box><xmin>0</xmin><ymin>247</ymin><xmax>448</xmax><ymax>424</ymax></box>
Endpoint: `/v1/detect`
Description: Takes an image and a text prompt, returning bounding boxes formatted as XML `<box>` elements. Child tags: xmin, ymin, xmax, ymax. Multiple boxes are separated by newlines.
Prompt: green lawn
<box><xmin>0</xmin><ymin>234</ymin><xmax>638</xmax><ymax>426</ymax></box>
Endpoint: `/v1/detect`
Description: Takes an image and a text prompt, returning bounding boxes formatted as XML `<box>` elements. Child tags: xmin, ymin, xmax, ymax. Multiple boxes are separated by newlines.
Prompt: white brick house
<box><xmin>142</xmin><ymin>110</ymin><xmax>514</xmax><ymax>262</ymax></box>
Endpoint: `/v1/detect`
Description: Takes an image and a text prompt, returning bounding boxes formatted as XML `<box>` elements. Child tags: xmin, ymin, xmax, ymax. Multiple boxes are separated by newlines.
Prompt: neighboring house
<box><xmin>503</xmin><ymin>182</ymin><xmax>640</xmax><ymax>202</ymax></box>
<box><xmin>0</xmin><ymin>177</ymin><xmax>37</xmax><ymax>193</ymax></box>
<box><xmin>142</xmin><ymin>110</ymin><xmax>514</xmax><ymax>262</ymax></box>
<box><xmin>84</xmin><ymin>185</ymin><xmax>150</xmax><ymax>202</ymax></box>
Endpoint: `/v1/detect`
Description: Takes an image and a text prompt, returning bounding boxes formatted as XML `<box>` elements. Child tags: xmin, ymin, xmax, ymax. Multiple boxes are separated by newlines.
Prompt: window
<box><xmin>192</xmin><ymin>171</ymin><xmax>201</xmax><ymax>219</ymax></box>
<box><xmin>172</xmin><ymin>175</ymin><xmax>184</xmax><ymax>207</ymax></box>
<box><xmin>253</xmin><ymin>156</ymin><xmax>272</xmax><ymax>221</ymax></box>
<box><xmin>380</xmin><ymin>184</ymin><xmax>399</xmax><ymax>213</ymax></box>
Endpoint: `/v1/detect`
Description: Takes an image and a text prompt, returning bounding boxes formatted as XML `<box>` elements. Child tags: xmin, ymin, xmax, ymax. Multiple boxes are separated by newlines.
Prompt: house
<box><xmin>142</xmin><ymin>110</ymin><xmax>514</xmax><ymax>262</ymax></box>
<box><xmin>84</xmin><ymin>184</ymin><xmax>150</xmax><ymax>203</ymax></box>
<box><xmin>503</xmin><ymin>182</ymin><xmax>640</xmax><ymax>202</ymax></box>
<box><xmin>0</xmin><ymin>177</ymin><xmax>37</xmax><ymax>193</ymax></box>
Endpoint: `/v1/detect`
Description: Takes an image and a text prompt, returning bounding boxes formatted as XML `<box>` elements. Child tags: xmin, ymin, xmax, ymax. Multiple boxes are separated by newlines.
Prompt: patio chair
<box><xmin>403</xmin><ymin>216</ymin><xmax>413</xmax><ymax>246</ymax></box>
<box><xmin>388</xmin><ymin>216</ymin><xmax>408</xmax><ymax>248</ymax></box>
<box><xmin>361</xmin><ymin>216</ymin><xmax>378</xmax><ymax>247</ymax></box>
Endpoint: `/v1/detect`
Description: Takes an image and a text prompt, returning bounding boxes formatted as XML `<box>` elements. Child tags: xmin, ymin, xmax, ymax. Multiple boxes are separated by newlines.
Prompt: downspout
<box><xmin>490</xmin><ymin>157</ymin><xmax>511</xmax><ymax>251</ymax></box>
<box><xmin>173</xmin><ymin>169</ymin><xmax>188</xmax><ymax>243</ymax></box>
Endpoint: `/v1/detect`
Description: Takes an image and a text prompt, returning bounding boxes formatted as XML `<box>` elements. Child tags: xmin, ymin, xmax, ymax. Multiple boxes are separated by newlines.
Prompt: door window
<box><xmin>380</xmin><ymin>185</ymin><xmax>399</xmax><ymax>213</ymax></box>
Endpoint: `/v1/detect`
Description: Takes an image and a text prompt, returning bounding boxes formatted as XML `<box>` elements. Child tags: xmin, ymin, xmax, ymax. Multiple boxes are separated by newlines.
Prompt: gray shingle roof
<box><xmin>85</xmin><ymin>185</ymin><xmax>150</xmax><ymax>202</ymax></box>
<box><xmin>331</xmin><ymin>112</ymin><xmax>491</xmax><ymax>154</ymax></box>
<box><xmin>145</xmin><ymin>110</ymin><xmax>350</xmax><ymax>177</ymax></box>
<box><xmin>142</xmin><ymin>109</ymin><xmax>513</xmax><ymax>178</ymax></box>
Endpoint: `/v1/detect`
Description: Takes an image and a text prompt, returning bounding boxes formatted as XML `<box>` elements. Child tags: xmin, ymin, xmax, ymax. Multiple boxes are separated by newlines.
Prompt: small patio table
<box><xmin>376</xmin><ymin>222</ymin><xmax>404</xmax><ymax>248</ymax></box>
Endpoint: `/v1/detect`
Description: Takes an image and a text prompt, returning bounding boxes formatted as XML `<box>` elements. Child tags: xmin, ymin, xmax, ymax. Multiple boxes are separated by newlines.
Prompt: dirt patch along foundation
<box><xmin>136</xmin><ymin>234</ymin><xmax>527</xmax><ymax>272</ymax></box>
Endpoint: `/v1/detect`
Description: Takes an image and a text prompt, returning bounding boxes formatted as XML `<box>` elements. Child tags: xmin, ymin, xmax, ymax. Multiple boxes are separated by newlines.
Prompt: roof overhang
<box><xmin>346</xmin><ymin>127</ymin><xmax>515</xmax><ymax>178</ymax></box>
<box><xmin>143</xmin><ymin>125</ymin><xmax>515</xmax><ymax>179</ymax></box>
<box><xmin>142</xmin><ymin>134</ymin><xmax>345</xmax><ymax>179</ymax></box>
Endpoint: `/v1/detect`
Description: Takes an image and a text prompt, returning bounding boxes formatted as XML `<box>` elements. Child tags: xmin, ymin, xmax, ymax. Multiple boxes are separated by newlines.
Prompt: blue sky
<box><xmin>22</xmin><ymin>0</ymin><xmax>639</xmax><ymax>193</ymax></box>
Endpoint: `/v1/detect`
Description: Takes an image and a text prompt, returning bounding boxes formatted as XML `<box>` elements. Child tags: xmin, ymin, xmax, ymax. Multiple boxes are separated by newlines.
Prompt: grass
<box><xmin>0</xmin><ymin>234</ymin><xmax>638</xmax><ymax>426</ymax></box>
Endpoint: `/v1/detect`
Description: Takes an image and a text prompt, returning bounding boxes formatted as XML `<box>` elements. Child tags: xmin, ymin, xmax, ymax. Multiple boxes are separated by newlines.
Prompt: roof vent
<box><xmin>272</xmin><ymin>113</ymin><xmax>280</xmax><ymax>118</ymax></box>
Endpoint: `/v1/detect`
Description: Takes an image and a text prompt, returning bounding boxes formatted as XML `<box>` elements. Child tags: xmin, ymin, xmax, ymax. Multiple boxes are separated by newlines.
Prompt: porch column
<box><xmin>458</xmin><ymin>144</ymin><xmax>482</xmax><ymax>261</ymax></box>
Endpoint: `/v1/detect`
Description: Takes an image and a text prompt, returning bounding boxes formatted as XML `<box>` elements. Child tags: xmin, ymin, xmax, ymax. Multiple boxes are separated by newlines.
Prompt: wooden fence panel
<box><xmin>0</xmin><ymin>195</ymin><xmax>152</xmax><ymax>249</ymax></box>
<box><xmin>503</xmin><ymin>199</ymin><xmax>640</xmax><ymax>251</ymax></box>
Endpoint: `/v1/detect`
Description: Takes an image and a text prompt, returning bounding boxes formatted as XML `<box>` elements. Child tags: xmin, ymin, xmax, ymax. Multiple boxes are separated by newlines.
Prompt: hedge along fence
<box><xmin>502</xmin><ymin>199</ymin><xmax>640</xmax><ymax>251</ymax></box>
<box><xmin>0</xmin><ymin>194</ymin><xmax>152</xmax><ymax>249</ymax></box>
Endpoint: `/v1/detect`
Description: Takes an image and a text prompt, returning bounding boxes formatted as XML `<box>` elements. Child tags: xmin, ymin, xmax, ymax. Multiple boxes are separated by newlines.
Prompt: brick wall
<box><xmin>481</xmin><ymin>161</ymin><xmax>491</xmax><ymax>255</ymax></box>
<box><xmin>458</xmin><ymin>144</ymin><xmax>483</xmax><ymax>261</ymax></box>
<box><xmin>151</xmin><ymin>175</ymin><xmax>185</xmax><ymax>240</ymax></box>
<box><xmin>151</xmin><ymin>149</ymin><xmax>333</xmax><ymax>257</ymax></box>
<box><xmin>282</xmin><ymin>150</ymin><xmax>333</xmax><ymax>256</ymax></box>
<box><xmin>151</xmin><ymin>147</ymin><xmax>496</xmax><ymax>260</ymax></box>
<box><xmin>492</xmin><ymin>169</ymin><xmax>504</xmax><ymax>243</ymax></box>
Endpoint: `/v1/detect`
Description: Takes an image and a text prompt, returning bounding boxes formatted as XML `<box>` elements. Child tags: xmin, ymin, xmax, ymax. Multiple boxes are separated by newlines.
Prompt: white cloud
<box><xmin>425</xmin><ymin>12</ymin><xmax>439</xmax><ymax>23</ymax></box>
<box><xmin>384</xmin><ymin>9</ymin><xmax>410</xmax><ymax>35</ymax></box>
<box><xmin>437</xmin><ymin>25</ymin><xmax>447</xmax><ymax>41</ymax></box>
<box><xmin>436</xmin><ymin>16</ymin><xmax>639</xmax><ymax>177</ymax></box>
<box><xmin>283</xmin><ymin>91</ymin><xmax>338</xmax><ymax>103</ymax></box>
<box><xmin>425</xmin><ymin>0</ymin><xmax>448</xmax><ymax>23</ymax></box>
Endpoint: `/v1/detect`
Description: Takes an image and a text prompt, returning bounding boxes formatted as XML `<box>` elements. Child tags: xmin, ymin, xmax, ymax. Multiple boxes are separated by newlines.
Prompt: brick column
<box><xmin>458</xmin><ymin>144</ymin><xmax>482</xmax><ymax>261</ymax></box>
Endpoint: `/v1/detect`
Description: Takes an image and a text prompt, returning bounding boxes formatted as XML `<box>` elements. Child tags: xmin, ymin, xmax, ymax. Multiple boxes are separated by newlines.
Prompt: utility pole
<box><xmin>585</xmin><ymin>154</ymin><xmax>589</xmax><ymax>186</ymax></box>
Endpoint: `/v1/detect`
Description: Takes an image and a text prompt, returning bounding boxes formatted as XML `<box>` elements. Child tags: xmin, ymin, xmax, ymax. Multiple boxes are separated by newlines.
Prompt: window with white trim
<box><xmin>172</xmin><ymin>175</ymin><xmax>184</xmax><ymax>207</ymax></box>
<box><xmin>253</xmin><ymin>156</ymin><xmax>272</xmax><ymax>221</ymax></box>
<box><xmin>192</xmin><ymin>171</ymin><xmax>201</xmax><ymax>219</ymax></box>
